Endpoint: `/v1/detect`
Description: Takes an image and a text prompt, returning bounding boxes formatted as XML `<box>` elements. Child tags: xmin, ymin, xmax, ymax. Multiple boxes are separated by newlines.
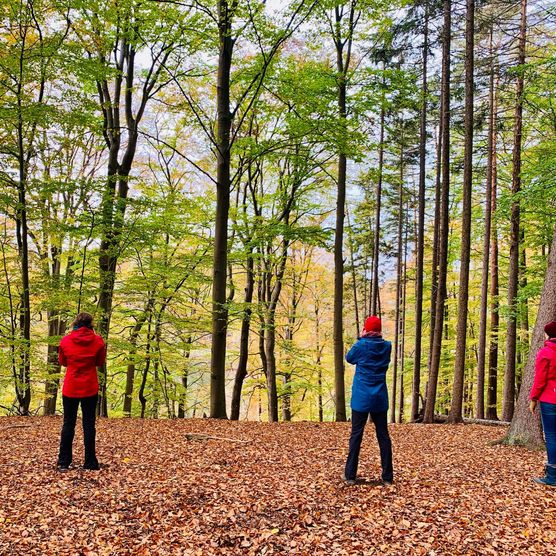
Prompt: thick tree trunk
<box><xmin>503</xmin><ymin>0</ymin><xmax>527</xmax><ymax>423</ymax></box>
<box><xmin>424</xmin><ymin>0</ymin><xmax>451</xmax><ymax>424</ymax></box>
<box><xmin>210</xmin><ymin>2</ymin><xmax>235</xmax><ymax>419</ymax></box>
<box><xmin>449</xmin><ymin>0</ymin><xmax>474</xmax><ymax>424</ymax></box>
<box><xmin>503</xmin><ymin>222</ymin><xmax>556</xmax><ymax>448</ymax></box>
<box><xmin>412</xmin><ymin>1</ymin><xmax>428</xmax><ymax>422</ymax></box>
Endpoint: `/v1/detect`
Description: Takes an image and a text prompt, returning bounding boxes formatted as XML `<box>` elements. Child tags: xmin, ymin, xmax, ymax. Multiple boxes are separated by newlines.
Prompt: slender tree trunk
<box><xmin>178</xmin><ymin>337</ymin><xmax>191</xmax><ymax>418</ymax></box>
<box><xmin>449</xmin><ymin>0</ymin><xmax>474</xmax><ymax>424</ymax></box>
<box><xmin>503</xmin><ymin>221</ymin><xmax>556</xmax><ymax>448</ymax></box>
<box><xmin>346</xmin><ymin>208</ymin><xmax>360</xmax><ymax>336</ymax></box>
<box><xmin>486</xmin><ymin>110</ymin><xmax>500</xmax><ymax>420</ymax></box>
<box><xmin>517</xmin><ymin>228</ymin><xmax>529</xmax><ymax>393</ymax></box>
<box><xmin>123</xmin><ymin>300</ymin><xmax>151</xmax><ymax>417</ymax></box>
<box><xmin>503</xmin><ymin>0</ymin><xmax>527</xmax><ymax>423</ymax></box>
<box><xmin>391</xmin><ymin>142</ymin><xmax>404</xmax><ymax>424</ymax></box>
<box><xmin>44</xmin><ymin>313</ymin><xmax>64</xmax><ymax>415</ymax></box>
<box><xmin>15</xmin><ymin>117</ymin><xmax>31</xmax><ymax>416</ymax></box>
<box><xmin>424</xmin><ymin>0</ymin><xmax>451</xmax><ymax>424</ymax></box>
<box><xmin>231</xmin><ymin>251</ymin><xmax>255</xmax><ymax>420</ymax></box>
<box><xmin>476</xmin><ymin>28</ymin><xmax>497</xmax><ymax>420</ymax></box>
<box><xmin>412</xmin><ymin>1</ymin><xmax>428</xmax><ymax>422</ymax></box>
<box><xmin>371</xmin><ymin>98</ymin><xmax>385</xmax><ymax>317</ymax></box>
<box><xmin>334</xmin><ymin>77</ymin><xmax>347</xmax><ymax>422</ymax></box>
<box><xmin>210</xmin><ymin>1</ymin><xmax>235</xmax><ymax>419</ymax></box>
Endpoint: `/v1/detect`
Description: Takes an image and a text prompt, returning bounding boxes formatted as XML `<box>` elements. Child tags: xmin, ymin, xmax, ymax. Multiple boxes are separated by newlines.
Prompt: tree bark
<box><xmin>503</xmin><ymin>222</ymin><xmax>556</xmax><ymax>448</ymax></box>
<box><xmin>371</xmin><ymin>99</ymin><xmax>385</xmax><ymax>317</ymax></box>
<box><xmin>476</xmin><ymin>27</ymin><xmax>496</xmax><ymax>420</ymax></box>
<box><xmin>209</xmin><ymin>0</ymin><xmax>236</xmax><ymax>419</ymax></box>
<box><xmin>424</xmin><ymin>0</ymin><xmax>451</xmax><ymax>424</ymax></box>
<box><xmin>412</xmin><ymin>0</ymin><xmax>428</xmax><ymax>422</ymax></box>
<box><xmin>449</xmin><ymin>0</ymin><xmax>474</xmax><ymax>424</ymax></box>
<box><xmin>502</xmin><ymin>0</ymin><xmax>527</xmax><ymax>423</ymax></box>
<box><xmin>230</xmin><ymin>250</ymin><xmax>255</xmax><ymax>420</ymax></box>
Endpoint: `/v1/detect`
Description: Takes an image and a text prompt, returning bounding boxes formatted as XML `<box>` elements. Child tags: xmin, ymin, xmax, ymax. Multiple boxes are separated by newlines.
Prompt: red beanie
<box><xmin>364</xmin><ymin>316</ymin><xmax>382</xmax><ymax>333</ymax></box>
<box><xmin>545</xmin><ymin>321</ymin><xmax>556</xmax><ymax>338</ymax></box>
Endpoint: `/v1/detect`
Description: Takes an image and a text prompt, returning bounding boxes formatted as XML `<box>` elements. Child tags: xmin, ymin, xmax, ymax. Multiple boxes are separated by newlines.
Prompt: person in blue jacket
<box><xmin>344</xmin><ymin>315</ymin><xmax>393</xmax><ymax>486</ymax></box>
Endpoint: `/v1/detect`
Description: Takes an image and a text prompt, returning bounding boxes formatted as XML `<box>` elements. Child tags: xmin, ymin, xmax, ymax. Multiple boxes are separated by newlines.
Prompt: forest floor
<box><xmin>0</xmin><ymin>417</ymin><xmax>555</xmax><ymax>556</ymax></box>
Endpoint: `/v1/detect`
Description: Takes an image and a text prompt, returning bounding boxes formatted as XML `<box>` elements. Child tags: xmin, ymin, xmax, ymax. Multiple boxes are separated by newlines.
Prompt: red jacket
<box><xmin>530</xmin><ymin>339</ymin><xmax>556</xmax><ymax>404</ymax></box>
<box><xmin>59</xmin><ymin>327</ymin><xmax>106</xmax><ymax>398</ymax></box>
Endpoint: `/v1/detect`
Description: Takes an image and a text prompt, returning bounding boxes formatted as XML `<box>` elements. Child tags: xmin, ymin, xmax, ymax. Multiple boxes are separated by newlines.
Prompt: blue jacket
<box><xmin>346</xmin><ymin>336</ymin><xmax>392</xmax><ymax>413</ymax></box>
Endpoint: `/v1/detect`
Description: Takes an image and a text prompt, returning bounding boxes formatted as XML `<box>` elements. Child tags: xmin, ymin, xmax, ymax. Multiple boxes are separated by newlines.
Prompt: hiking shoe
<box><xmin>342</xmin><ymin>474</ymin><xmax>357</xmax><ymax>486</ymax></box>
<box><xmin>381</xmin><ymin>480</ymin><xmax>393</xmax><ymax>487</ymax></box>
<box><xmin>57</xmin><ymin>465</ymin><xmax>70</xmax><ymax>473</ymax></box>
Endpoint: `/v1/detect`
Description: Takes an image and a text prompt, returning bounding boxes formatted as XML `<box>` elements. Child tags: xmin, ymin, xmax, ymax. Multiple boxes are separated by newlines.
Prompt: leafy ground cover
<box><xmin>0</xmin><ymin>417</ymin><xmax>554</xmax><ymax>555</ymax></box>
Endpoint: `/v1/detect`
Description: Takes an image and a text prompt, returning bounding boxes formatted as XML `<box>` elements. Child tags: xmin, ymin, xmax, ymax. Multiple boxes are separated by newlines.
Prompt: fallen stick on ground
<box><xmin>0</xmin><ymin>424</ymin><xmax>39</xmax><ymax>431</ymax></box>
<box><xmin>185</xmin><ymin>433</ymin><xmax>251</xmax><ymax>443</ymax></box>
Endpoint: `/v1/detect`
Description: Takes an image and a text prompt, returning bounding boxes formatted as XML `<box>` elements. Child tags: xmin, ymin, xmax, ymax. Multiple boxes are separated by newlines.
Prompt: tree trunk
<box><xmin>230</xmin><ymin>250</ymin><xmax>255</xmax><ymax>420</ymax></box>
<box><xmin>503</xmin><ymin>222</ymin><xmax>556</xmax><ymax>448</ymax></box>
<box><xmin>210</xmin><ymin>1</ymin><xmax>235</xmax><ymax>419</ymax></box>
<box><xmin>476</xmin><ymin>27</ymin><xmax>496</xmax><ymax>420</ymax></box>
<box><xmin>412</xmin><ymin>0</ymin><xmax>428</xmax><ymax>422</ymax></box>
<box><xmin>448</xmin><ymin>0</ymin><xmax>474</xmax><ymax>424</ymax></box>
<box><xmin>333</xmin><ymin>90</ymin><xmax>347</xmax><ymax>422</ymax></box>
<box><xmin>391</xmin><ymin>141</ymin><xmax>404</xmax><ymax>424</ymax></box>
<box><xmin>424</xmin><ymin>0</ymin><xmax>451</xmax><ymax>424</ymax></box>
<box><xmin>123</xmin><ymin>300</ymin><xmax>152</xmax><ymax>417</ymax></box>
<box><xmin>371</xmin><ymin>99</ymin><xmax>385</xmax><ymax>317</ymax></box>
<box><xmin>503</xmin><ymin>0</ymin><xmax>527</xmax><ymax>423</ymax></box>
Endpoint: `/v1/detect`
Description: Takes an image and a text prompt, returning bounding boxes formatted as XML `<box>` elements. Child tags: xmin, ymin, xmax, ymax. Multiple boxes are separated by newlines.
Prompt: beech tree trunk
<box><xmin>230</xmin><ymin>251</ymin><xmax>255</xmax><ymax>420</ymax></box>
<box><xmin>209</xmin><ymin>0</ymin><xmax>235</xmax><ymax>419</ymax></box>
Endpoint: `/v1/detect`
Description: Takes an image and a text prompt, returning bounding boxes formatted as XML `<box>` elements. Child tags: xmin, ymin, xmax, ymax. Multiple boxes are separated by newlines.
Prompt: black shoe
<box><xmin>381</xmin><ymin>480</ymin><xmax>393</xmax><ymax>487</ymax></box>
<box><xmin>82</xmin><ymin>463</ymin><xmax>100</xmax><ymax>471</ymax></box>
<box><xmin>342</xmin><ymin>474</ymin><xmax>357</xmax><ymax>486</ymax></box>
<box><xmin>57</xmin><ymin>465</ymin><xmax>70</xmax><ymax>472</ymax></box>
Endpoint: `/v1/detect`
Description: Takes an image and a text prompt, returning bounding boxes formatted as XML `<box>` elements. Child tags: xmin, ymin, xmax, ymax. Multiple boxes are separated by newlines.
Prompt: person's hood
<box><xmin>361</xmin><ymin>336</ymin><xmax>390</xmax><ymax>356</ymax></box>
<box><xmin>69</xmin><ymin>327</ymin><xmax>97</xmax><ymax>345</ymax></box>
<box><xmin>545</xmin><ymin>338</ymin><xmax>556</xmax><ymax>351</ymax></box>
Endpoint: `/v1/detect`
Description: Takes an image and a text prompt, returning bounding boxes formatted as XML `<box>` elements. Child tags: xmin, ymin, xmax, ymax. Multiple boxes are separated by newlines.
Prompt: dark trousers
<box><xmin>540</xmin><ymin>402</ymin><xmax>556</xmax><ymax>465</ymax></box>
<box><xmin>58</xmin><ymin>394</ymin><xmax>99</xmax><ymax>469</ymax></box>
<box><xmin>345</xmin><ymin>409</ymin><xmax>393</xmax><ymax>482</ymax></box>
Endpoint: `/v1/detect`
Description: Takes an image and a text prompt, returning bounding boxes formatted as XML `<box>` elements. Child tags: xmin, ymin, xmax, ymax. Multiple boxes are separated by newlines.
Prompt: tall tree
<box><xmin>502</xmin><ymin>0</ymin><xmax>527</xmax><ymax>422</ymax></box>
<box><xmin>475</xmin><ymin>25</ymin><xmax>497</xmax><ymax>420</ymax></box>
<box><xmin>424</xmin><ymin>0</ymin><xmax>451</xmax><ymax>423</ymax></box>
<box><xmin>503</xmin><ymin>222</ymin><xmax>556</xmax><ymax>447</ymax></box>
<box><xmin>411</xmin><ymin>0</ymin><xmax>429</xmax><ymax>422</ymax></box>
<box><xmin>448</xmin><ymin>0</ymin><xmax>474</xmax><ymax>423</ymax></box>
<box><xmin>328</xmin><ymin>0</ymin><xmax>360</xmax><ymax>422</ymax></box>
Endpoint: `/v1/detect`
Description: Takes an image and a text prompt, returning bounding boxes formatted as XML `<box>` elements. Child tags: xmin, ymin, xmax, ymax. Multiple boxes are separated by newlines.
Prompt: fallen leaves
<box><xmin>0</xmin><ymin>417</ymin><xmax>554</xmax><ymax>555</ymax></box>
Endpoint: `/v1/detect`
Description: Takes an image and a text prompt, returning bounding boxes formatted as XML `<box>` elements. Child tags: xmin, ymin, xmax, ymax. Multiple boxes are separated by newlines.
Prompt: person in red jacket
<box><xmin>57</xmin><ymin>312</ymin><xmax>106</xmax><ymax>471</ymax></box>
<box><xmin>529</xmin><ymin>320</ymin><xmax>556</xmax><ymax>487</ymax></box>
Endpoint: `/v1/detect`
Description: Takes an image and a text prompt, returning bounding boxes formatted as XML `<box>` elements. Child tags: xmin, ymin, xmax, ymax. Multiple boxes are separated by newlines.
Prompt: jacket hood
<box><xmin>69</xmin><ymin>327</ymin><xmax>97</xmax><ymax>346</ymax></box>
<box><xmin>361</xmin><ymin>336</ymin><xmax>390</xmax><ymax>356</ymax></box>
<box><xmin>545</xmin><ymin>339</ymin><xmax>556</xmax><ymax>351</ymax></box>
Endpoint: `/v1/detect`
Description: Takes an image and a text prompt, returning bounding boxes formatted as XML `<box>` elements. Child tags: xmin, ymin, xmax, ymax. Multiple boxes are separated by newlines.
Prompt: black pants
<box><xmin>58</xmin><ymin>394</ymin><xmax>99</xmax><ymax>469</ymax></box>
<box><xmin>344</xmin><ymin>409</ymin><xmax>393</xmax><ymax>482</ymax></box>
